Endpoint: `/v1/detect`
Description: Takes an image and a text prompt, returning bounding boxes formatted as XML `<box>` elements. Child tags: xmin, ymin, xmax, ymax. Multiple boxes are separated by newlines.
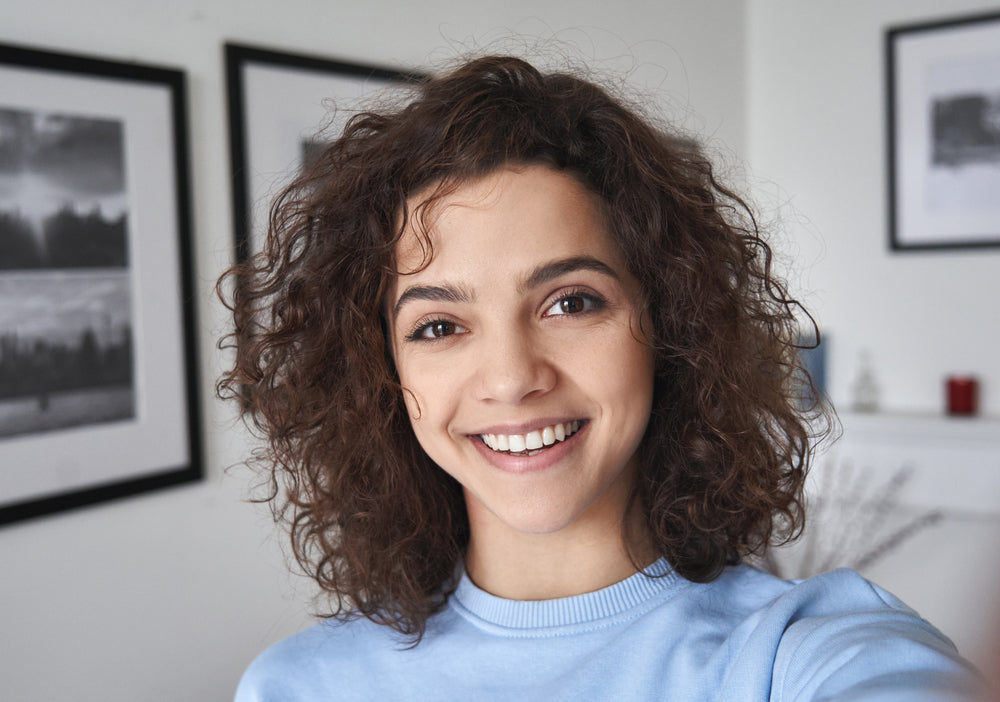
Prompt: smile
<box><xmin>480</xmin><ymin>420</ymin><xmax>584</xmax><ymax>456</ymax></box>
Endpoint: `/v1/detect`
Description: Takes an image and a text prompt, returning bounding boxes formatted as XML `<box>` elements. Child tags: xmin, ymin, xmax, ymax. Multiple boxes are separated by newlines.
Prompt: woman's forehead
<box><xmin>394</xmin><ymin>165</ymin><xmax>607</xmax><ymax>269</ymax></box>
<box><xmin>394</xmin><ymin>175</ymin><xmax>504</xmax><ymax>269</ymax></box>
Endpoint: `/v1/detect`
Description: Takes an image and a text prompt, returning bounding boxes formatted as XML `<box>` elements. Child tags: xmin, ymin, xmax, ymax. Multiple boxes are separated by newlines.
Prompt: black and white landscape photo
<box><xmin>932</xmin><ymin>92</ymin><xmax>1000</xmax><ymax>168</ymax></box>
<box><xmin>924</xmin><ymin>53</ymin><xmax>1000</xmax><ymax>215</ymax></box>
<box><xmin>0</xmin><ymin>107</ymin><xmax>134</xmax><ymax>439</ymax></box>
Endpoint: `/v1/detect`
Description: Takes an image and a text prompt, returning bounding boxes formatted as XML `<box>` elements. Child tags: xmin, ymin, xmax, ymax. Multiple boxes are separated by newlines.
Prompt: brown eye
<box><xmin>544</xmin><ymin>292</ymin><xmax>604</xmax><ymax>317</ymax></box>
<box><xmin>408</xmin><ymin>319</ymin><xmax>468</xmax><ymax>342</ymax></box>
<box><xmin>558</xmin><ymin>297</ymin><xmax>586</xmax><ymax>314</ymax></box>
<box><xmin>424</xmin><ymin>321</ymin><xmax>455</xmax><ymax>338</ymax></box>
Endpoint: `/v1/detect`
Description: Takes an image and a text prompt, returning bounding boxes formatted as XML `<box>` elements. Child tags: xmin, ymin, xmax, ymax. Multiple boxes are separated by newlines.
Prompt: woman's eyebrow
<box><xmin>392</xmin><ymin>283</ymin><xmax>473</xmax><ymax>320</ymax></box>
<box><xmin>392</xmin><ymin>257</ymin><xmax>617</xmax><ymax>320</ymax></box>
<box><xmin>519</xmin><ymin>256</ymin><xmax>620</xmax><ymax>292</ymax></box>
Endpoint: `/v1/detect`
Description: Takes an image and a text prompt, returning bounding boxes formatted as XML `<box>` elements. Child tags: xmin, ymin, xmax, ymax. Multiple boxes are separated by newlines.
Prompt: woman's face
<box><xmin>389</xmin><ymin>165</ymin><xmax>655</xmax><ymax>538</ymax></box>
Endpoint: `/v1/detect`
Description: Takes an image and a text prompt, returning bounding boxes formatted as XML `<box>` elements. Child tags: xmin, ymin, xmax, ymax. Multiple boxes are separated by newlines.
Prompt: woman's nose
<box><xmin>473</xmin><ymin>331</ymin><xmax>556</xmax><ymax>405</ymax></box>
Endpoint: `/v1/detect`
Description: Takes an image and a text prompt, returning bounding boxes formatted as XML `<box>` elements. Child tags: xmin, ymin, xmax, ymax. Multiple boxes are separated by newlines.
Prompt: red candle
<box><xmin>946</xmin><ymin>376</ymin><xmax>978</xmax><ymax>416</ymax></box>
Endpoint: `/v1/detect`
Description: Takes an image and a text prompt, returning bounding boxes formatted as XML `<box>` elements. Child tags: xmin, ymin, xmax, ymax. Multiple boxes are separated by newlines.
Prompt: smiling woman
<box><xmin>219</xmin><ymin>56</ymin><xmax>979</xmax><ymax>701</ymax></box>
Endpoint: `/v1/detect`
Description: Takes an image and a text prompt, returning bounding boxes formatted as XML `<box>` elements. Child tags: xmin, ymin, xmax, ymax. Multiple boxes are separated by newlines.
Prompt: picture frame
<box><xmin>225</xmin><ymin>43</ymin><xmax>426</xmax><ymax>262</ymax></box>
<box><xmin>886</xmin><ymin>11</ymin><xmax>1000</xmax><ymax>250</ymax></box>
<box><xmin>0</xmin><ymin>43</ymin><xmax>201</xmax><ymax>525</ymax></box>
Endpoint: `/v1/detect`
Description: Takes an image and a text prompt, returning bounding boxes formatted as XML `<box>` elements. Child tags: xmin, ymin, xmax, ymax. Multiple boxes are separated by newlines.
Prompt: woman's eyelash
<box><xmin>546</xmin><ymin>289</ymin><xmax>607</xmax><ymax>316</ymax></box>
<box><xmin>405</xmin><ymin>319</ymin><xmax>461</xmax><ymax>342</ymax></box>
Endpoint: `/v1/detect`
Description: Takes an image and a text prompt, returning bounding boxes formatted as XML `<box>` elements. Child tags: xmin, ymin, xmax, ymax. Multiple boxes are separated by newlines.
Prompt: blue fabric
<box><xmin>235</xmin><ymin>561</ymin><xmax>977</xmax><ymax>701</ymax></box>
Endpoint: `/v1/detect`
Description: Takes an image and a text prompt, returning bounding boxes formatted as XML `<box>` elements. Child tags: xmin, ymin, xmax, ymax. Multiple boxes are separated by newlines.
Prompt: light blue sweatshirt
<box><xmin>235</xmin><ymin>560</ymin><xmax>977</xmax><ymax>701</ymax></box>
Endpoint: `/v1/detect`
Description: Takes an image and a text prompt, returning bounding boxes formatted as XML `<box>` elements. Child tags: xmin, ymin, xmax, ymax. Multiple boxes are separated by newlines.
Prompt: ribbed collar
<box><xmin>450</xmin><ymin>559</ymin><xmax>682</xmax><ymax>631</ymax></box>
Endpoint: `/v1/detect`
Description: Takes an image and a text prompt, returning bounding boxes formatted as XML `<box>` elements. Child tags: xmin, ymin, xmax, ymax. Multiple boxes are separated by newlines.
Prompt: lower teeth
<box><xmin>505</xmin><ymin>448</ymin><xmax>545</xmax><ymax>457</ymax></box>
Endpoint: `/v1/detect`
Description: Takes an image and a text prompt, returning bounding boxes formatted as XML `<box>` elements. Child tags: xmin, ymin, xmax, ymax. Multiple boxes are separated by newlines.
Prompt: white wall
<box><xmin>7</xmin><ymin>1</ymin><xmax>997</xmax><ymax>697</ymax></box>
<box><xmin>746</xmin><ymin>0</ymin><xmax>1000</xmax><ymax>668</ymax></box>
<box><xmin>0</xmin><ymin>2</ymin><xmax>747</xmax><ymax>700</ymax></box>
<box><xmin>747</xmin><ymin>0</ymin><xmax>1000</xmax><ymax>415</ymax></box>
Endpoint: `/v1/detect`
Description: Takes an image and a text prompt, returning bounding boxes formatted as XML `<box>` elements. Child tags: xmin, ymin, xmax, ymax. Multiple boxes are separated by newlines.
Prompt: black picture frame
<box><xmin>0</xmin><ymin>43</ymin><xmax>201</xmax><ymax>525</ymax></box>
<box><xmin>225</xmin><ymin>43</ymin><xmax>426</xmax><ymax>263</ymax></box>
<box><xmin>886</xmin><ymin>11</ymin><xmax>1000</xmax><ymax>251</ymax></box>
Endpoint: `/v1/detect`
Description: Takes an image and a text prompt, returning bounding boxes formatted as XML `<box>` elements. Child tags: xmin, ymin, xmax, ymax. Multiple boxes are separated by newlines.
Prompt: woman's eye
<box><xmin>410</xmin><ymin>320</ymin><xmax>465</xmax><ymax>341</ymax></box>
<box><xmin>545</xmin><ymin>293</ymin><xmax>602</xmax><ymax>317</ymax></box>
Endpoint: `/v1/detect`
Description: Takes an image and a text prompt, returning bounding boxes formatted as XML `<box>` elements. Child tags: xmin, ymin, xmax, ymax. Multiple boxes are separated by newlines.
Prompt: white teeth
<box><xmin>525</xmin><ymin>430</ymin><xmax>543</xmax><ymax>450</ymax></box>
<box><xmin>542</xmin><ymin>426</ymin><xmax>556</xmax><ymax>446</ymax></box>
<box><xmin>480</xmin><ymin>421</ymin><xmax>582</xmax><ymax>454</ymax></box>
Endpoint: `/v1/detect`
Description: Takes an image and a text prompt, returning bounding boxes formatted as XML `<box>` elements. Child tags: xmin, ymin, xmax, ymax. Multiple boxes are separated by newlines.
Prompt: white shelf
<box><xmin>812</xmin><ymin>411</ymin><xmax>1000</xmax><ymax>516</ymax></box>
<box><xmin>836</xmin><ymin>410</ymin><xmax>1000</xmax><ymax>441</ymax></box>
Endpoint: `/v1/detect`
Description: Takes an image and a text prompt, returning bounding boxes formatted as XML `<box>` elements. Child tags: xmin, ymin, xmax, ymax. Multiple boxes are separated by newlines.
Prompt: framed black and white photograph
<box><xmin>0</xmin><ymin>43</ymin><xmax>200</xmax><ymax>525</ymax></box>
<box><xmin>225</xmin><ymin>43</ymin><xmax>425</xmax><ymax>262</ymax></box>
<box><xmin>887</xmin><ymin>11</ymin><xmax>1000</xmax><ymax>250</ymax></box>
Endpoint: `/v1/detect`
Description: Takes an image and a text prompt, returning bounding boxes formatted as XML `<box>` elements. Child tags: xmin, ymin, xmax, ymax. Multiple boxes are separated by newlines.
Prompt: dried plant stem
<box><xmin>757</xmin><ymin>461</ymin><xmax>944</xmax><ymax>581</ymax></box>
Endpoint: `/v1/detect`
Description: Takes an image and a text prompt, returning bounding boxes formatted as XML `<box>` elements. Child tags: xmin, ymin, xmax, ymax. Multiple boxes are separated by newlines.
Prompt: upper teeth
<box><xmin>481</xmin><ymin>421</ymin><xmax>582</xmax><ymax>453</ymax></box>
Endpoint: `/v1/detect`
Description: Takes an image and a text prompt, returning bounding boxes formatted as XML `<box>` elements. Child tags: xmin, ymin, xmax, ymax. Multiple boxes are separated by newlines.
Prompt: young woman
<box><xmin>221</xmin><ymin>56</ymin><xmax>976</xmax><ymax>700</ymax></box>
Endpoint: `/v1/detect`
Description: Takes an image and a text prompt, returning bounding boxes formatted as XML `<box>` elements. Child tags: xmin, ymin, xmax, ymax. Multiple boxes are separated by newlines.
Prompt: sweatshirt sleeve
<box><xmin>769</xmin><ymin>570</ymin><xmax>980</xmax><ymax>702</ymax></box>
<box><xmin>232</xmin><ymin>624</ymin><xmax>342</xmax><ymax>702</ymax></box>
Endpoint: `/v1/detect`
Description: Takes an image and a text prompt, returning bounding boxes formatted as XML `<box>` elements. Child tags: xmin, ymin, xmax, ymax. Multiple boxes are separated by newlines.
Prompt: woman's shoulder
<box><xmin>233</xmin><ymin>616</ymin><xmax>406</xmax><ymax>702</ymax></box>
<box><xmin>708</xmin><ymin>565</ymin><xmax>979</xmax><ymax>699</ymax></box>
<box><xmin>711</xmin><ymin>563</ymin><xmax>917</xmax><ymax>613</ymax></box>
<box><xmin>704</xmin><ymin>564</ymin><xmax>955</xmax><ymax>648</ymax></box>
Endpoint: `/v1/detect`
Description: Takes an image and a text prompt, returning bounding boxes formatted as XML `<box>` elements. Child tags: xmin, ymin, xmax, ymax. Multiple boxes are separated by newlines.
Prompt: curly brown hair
<box><xmin>219</xmin><ymin>55</ymin><xmax>827</xmax><ymax>639</ymax></box>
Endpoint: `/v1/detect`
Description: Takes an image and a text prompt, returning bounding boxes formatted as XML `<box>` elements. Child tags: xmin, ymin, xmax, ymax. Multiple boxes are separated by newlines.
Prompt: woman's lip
<box><xmin>470</xmin><ymin>421</ymin><xmax>588</xmax><ymax>474</ymax></box>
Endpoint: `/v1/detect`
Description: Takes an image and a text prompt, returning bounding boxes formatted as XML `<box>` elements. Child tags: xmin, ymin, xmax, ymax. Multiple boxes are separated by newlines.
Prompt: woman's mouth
<box><xmin>479</xmin><ymin>420</ymin><xmax>584</xmax><ymax>457</ymax></box>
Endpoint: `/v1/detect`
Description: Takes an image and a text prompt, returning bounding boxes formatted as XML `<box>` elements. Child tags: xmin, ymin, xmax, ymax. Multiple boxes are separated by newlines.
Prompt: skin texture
<box><xmin>390</xmin><ymin>165</ymin><xmax>656</xmax><ymax>600</ymax></box>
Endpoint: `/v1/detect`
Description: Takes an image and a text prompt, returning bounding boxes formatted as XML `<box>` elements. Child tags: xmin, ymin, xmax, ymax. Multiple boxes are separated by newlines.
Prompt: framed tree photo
<box><xmin>225</xmin><ymin>43</ymin><xmax>425</xmax><ymax>262</ymax></box>
<box><xmin>887</xmin><ymin>11</ymin><xmax>1000</xmax><ymax>250</ymax></box>
<box><xmin>0</xmin><ymin>43</ymin><xmax>201</xmax><ymax>525</ymax></box>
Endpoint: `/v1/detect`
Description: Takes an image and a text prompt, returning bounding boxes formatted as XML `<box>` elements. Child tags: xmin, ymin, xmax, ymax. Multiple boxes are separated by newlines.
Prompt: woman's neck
<box><xmin>463</xmin><ymin>495</ymin><xmax>656</xmax><ymax>601</ymax></box>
